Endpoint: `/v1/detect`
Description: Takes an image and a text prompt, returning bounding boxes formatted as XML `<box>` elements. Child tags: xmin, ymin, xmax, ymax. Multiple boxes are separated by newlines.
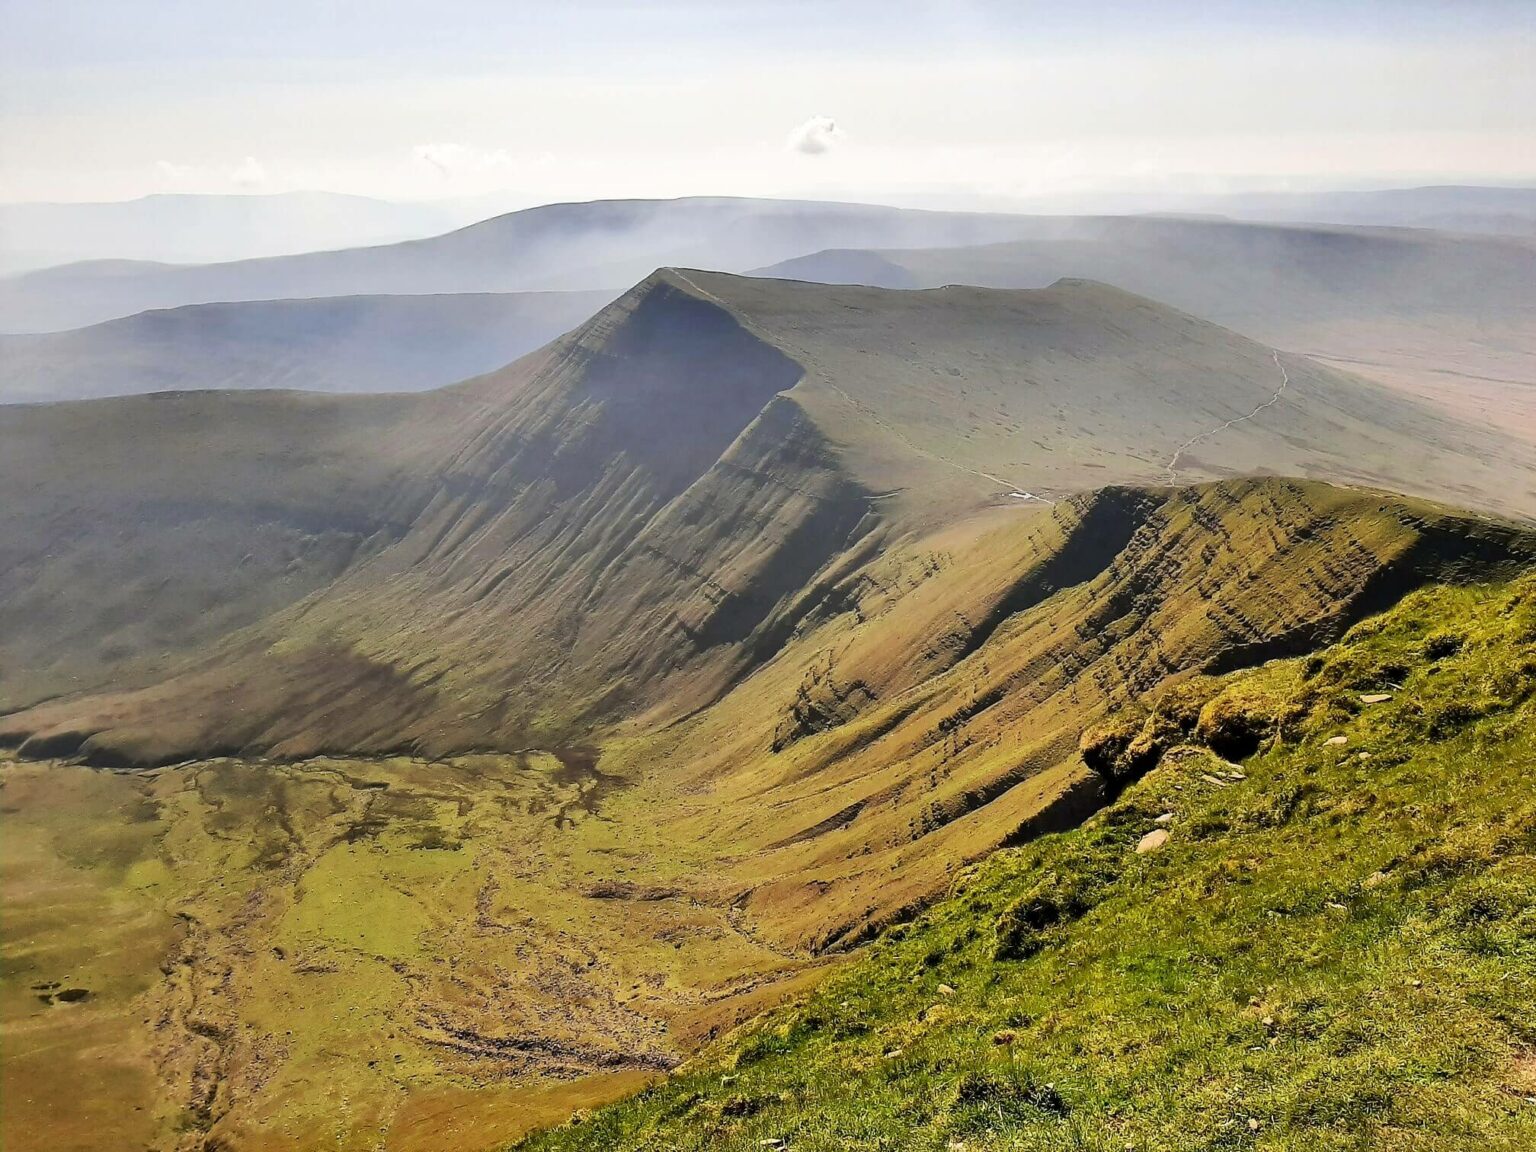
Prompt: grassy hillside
<box><xmin>0</xmin><ymin>290</ymin><xmax>611</xmax><ymax>403</ymax></box>
<box><xmin>516</xmin><ymin>570</ymin><xmax>1536</xmax><ymax>1152</ymax></box>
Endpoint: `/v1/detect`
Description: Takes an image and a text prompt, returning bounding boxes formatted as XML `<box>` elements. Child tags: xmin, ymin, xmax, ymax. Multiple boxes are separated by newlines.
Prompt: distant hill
<box><xmin>0</xmin><ymin>290</ymin><xmax>612</xmax><ymax>403</ymax></box>
<box><xmin>753</xmin><ymin>216</ymin><xmax>1536</xmax><ymax>331</ymax></box>
<box><xmin>0</xmin><ymin>191</ymin><xmax>468</xmax><ymax>275</ymax></box>
<box><xmin>753</xmin><ymin>217</ymin><xmax>1536</xmax><ymax>447</ymax></box>
<box><xmin>911</xmin><ymin>184</ymin><xmax>1536</xmax><ymax>237</ymax></box>
<box><xmin>1212</xmin><ymin>183</ymin><xmax>1536</xmax><ymax>236</ymax></box>
<box><xmin>0</xmin><ymin>196</ymin><xmax>1047</xmax><ymax>333</ymax></box>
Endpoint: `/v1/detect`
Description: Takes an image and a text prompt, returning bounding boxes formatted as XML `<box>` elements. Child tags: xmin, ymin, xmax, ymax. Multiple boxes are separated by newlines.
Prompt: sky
<box><xmin>1</xmin><ymin>0</ymin><xmax>1533</xmax><ymax>207</ymax></box>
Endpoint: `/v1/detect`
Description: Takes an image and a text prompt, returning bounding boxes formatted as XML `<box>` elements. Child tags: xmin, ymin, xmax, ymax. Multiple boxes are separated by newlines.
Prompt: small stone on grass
<box><xmin>1137</xmin><ymin>828</ymin><xmax>1170</xmax><ymax>854</ymax></box>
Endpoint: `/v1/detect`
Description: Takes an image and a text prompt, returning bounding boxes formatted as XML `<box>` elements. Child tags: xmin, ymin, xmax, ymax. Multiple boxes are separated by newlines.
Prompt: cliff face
<box><xmin>616</xmin><ymin>477</ymin><xmax>1536</xmax><ymax>950</ymax></box>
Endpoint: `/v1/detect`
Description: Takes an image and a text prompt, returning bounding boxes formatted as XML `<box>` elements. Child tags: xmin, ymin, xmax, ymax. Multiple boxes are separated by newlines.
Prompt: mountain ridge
<box><xmin>1</xmin><ymin>270</ymin><xmax>1531</xmax><ymax>770</ymax></box>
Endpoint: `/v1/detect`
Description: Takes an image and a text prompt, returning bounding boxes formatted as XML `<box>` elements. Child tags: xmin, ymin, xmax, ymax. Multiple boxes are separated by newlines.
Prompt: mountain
<box><xmin>2</xmin><ymin>270</ymin><xmax>1530</xmax><ymax>759</ymax></box>
<box><xmin>0</xmin><ymin>191</ymin><xmax>466</xmax><ymax>275</ymax></box>
<box><xmin>4</xmin><ymin>271</ymin><xmax>1535</xmax><ymax>1150</ymax></box>
<box><xmin>753</xmin><ymin>217</ymin><xmax>1536</xmax><ymax>448</ymax></box>
<box><xmin>0</xmin><ymin>290</ymin><xmax>612</xmax><ymax>403</ymax></box>
<box><xmin>0</xmin><ymin>196</ymin><xmax>1047</xmax><ymax>333</ymax></box>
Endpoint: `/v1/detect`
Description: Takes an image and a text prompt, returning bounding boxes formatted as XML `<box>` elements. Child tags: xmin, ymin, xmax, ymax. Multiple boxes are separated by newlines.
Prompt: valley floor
<box><xmin>0</xmin><ymin>751</ymin><xmax>823</xmax><ymax>1150</ymax></box>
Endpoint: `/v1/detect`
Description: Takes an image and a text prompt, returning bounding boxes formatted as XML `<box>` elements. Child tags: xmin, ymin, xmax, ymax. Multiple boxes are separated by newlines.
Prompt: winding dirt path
<box><xmin>1164</xmin><ymin>350</ymin><xmax>1291</xmax><ymax>485</ymax></box>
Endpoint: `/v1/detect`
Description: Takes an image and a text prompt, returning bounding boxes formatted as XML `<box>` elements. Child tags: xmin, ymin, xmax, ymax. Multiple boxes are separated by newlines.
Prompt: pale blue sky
<box><xmin>1</xmin><ymin>1</ymin><xmax>1532</xmax><ymax>204</ymax></box>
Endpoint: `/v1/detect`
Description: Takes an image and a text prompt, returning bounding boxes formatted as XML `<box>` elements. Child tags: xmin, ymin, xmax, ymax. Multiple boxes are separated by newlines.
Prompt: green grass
<box><xmin>516</xmin><ymin>573</ymin><xmax>1536</xmax><ymax>1151</ymax></box>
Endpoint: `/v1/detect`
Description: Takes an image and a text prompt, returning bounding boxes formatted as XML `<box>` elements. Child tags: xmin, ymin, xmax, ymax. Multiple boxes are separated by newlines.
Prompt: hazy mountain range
<box><xmin>0</xmin><ymin>290</ymin><xmax>613</xmax><ymax>403</ymax></box>
<box><xmin>4</xmin><ymin>184</ymin><xmax>1530</xmax><ymax>282</ymax></box>
<box><xmin>0</xmin><ymin>197</ymin><xmax>1047</xmax><ymax>333</ymax></box>
<box><xmin>0</xmin><ymin>191</ymin><xmax>486</xmax><ymax>275</ymax></box>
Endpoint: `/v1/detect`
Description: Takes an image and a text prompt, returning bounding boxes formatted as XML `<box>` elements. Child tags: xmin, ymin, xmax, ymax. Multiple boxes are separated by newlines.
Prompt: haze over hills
<box><xmin>1209</xmin><ymin>183</ymin><xmax>1536</xmax><ymax>236</ymax></box>
<box><xmin>12</xmin><ymin>203</ymin><xmax>1525</xmax><ymax>428</ymax></box>
<box><xmin>7</xmin><ymin>185</ymin><xmax>1527</xmax><ymax>282</ymax></box>
<box><xmin>0</xmin><ymin>191</ymin><xmax>470</xmax><ymax>275</ymax></box>
<box><xmin>950</xmin><ymin>184</ymin><xmax>1536</xmax><ymax>237</ymax></box>
<box><xmin>754</xmin><ymin>216</ymin><xmax>1536</xmax><ymax>447</ymax></box>
<box><xmin>0</xmin><ymin>197</ymin><xmax>1048</xmax><ymax>333</ymax></box>
<box><xmin>4</xmin><ymin>268</ymin><xmax>1535</xmax><ymax>1150</ymax></box>
<box><xmin>0</xmin><ymin>290</ymin><xmax>613</xmax><ymax>403</ymax></box>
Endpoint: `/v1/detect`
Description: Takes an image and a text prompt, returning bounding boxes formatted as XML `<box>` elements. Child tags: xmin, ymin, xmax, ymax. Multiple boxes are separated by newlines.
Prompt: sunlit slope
<box><xmin>581</xmin><ymin>478</ymin><xmax>1536</xmax><ymax>951</ymax></box>
<box><xmin>2</xmin><ymin>271</ymin><xmax>1532</xmax><ymax>768</ymax></box>
<box><xmin>0</xmin><ymin>290</ymin><xmax>612</xmax><ymax>403</ymax></box>
<box><xmin>516</xmin><ymin>569</ymin><xmax>1536</xmax><ymax>1152</ymax></box>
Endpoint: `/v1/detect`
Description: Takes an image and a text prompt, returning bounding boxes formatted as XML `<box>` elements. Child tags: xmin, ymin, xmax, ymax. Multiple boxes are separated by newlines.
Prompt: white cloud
<box><xmin>412</xmin><ymin>142</ymin><xmax>516</xmax><ymax>180</ymax></box>
<box><xmin>786</xmin><ymin>115</ymin><xmax>843</xmax><ymax>156</ymax></box>
<box><xmin>230</xmin><ymin>155</ymin><xmax>269</xmax><ymax>188</ymax></box>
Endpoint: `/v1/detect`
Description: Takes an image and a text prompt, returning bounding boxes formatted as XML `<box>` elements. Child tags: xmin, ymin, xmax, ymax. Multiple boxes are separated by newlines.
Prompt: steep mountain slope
<box><xmin>1</xmin><ymin>272</ymin><xmax>1531</xmax><ymax>764</ymax></box>
<box><xmin>753</xmin><ymin>218</ymin><xmax>1536</xmax><ymax>446</ymax></box>
<box><xmin>0</xmin><ymin>197</ymin><xmax>1044</xmax><ymax>332</ymax></box>
<box><xmin>0</xmin><ymin>290</ymin><xmax>612</xmax><ymax>403</ymax></box>
<box><xmin>516</xmin><ymin>571</ymin><xmax>1536</xmax><ymax>1152</ymax></box>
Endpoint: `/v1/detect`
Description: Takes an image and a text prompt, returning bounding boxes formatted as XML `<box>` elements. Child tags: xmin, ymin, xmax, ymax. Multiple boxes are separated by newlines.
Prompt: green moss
<box><xmin>515</xmin><ymin>574</ymin><xmax>1536</xmax><ymax>1152</ymax></box>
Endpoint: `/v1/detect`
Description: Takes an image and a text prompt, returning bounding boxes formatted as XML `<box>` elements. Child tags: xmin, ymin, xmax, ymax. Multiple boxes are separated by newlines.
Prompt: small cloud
<box><xmin>412</xmin><ymin>142</ymin><xmax>516</xmax><ymax>180</ymax></box>
<box><xmin>786</xmin><ymin>115</ymin><xmax>843</xmax><ymax>156</ymax></box>
<box><xmin>230</xmin><ymin>156</ymin><xmax>269</xmax><ymax>189</ymax></box>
